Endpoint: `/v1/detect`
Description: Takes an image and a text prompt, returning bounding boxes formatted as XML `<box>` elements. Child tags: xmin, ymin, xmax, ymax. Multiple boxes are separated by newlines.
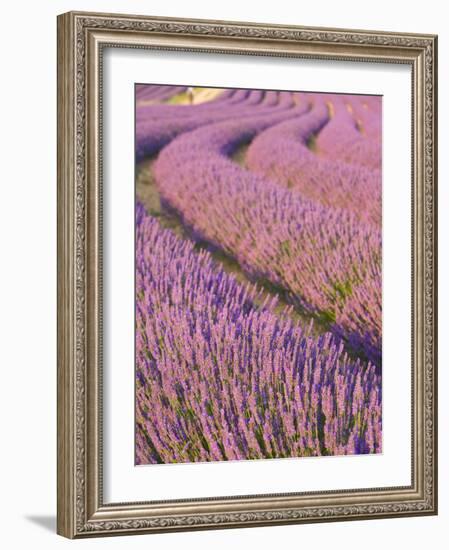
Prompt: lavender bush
<box><xmin>245</xmin><ymin>97</ymin><xmax>381</xmax><ymax>226</ymax></box>
<box><xmin>316</xmin><ymin>95</ymin><xmax>382</xmax><ymax>171</ymax></box>
<box><xmin>136</xmin><ymin>203</ymin><xmax>382</xmax><ymax>464</ymax></box>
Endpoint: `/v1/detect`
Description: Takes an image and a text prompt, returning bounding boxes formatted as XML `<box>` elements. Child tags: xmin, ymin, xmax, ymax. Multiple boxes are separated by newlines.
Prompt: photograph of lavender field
<box><xmin>135</xmin><ymin>84</ymin><xmax>382</xmax><ymax>465</ymax></box>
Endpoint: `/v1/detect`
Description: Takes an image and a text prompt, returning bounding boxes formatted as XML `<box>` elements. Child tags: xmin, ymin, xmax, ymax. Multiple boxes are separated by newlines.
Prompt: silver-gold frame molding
<box><xmin>57</xmin><ymin>11</ymin><xmax>438</xmax><ymax>539</ymax></box>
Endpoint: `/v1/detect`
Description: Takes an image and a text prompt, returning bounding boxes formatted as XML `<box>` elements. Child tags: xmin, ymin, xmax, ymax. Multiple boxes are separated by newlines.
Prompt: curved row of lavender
<box><xmin>135</xmin><ymin>84</ymin><xmax>187</xmax><ymax>103</ymax></box>
<box><xmin>135</xmin><ymin>88</ymin><xmax>303</xmax><ymax>162</ymax></box>
<box><xmin>316</xmin><ymin>95</ymin><xmax>382</xmax><ymax>171</ymax></box>
<box><xmin>245</xmin><ymin>96</ymin><xmax>382</xmax><ymax>226</ymax></box>
<box><xmin>135</xmin><ymin>85</ymin><xmax>382</xmax><ymax>464</ymax></box>
<box><xmin>153</xmin><ymin>98</ymin><xmax>382</xmax><ymax>366</ymax></box>
<box><xmin>136</xmin><ymin>203</ymin><xmax>382</xmax><ymax>464</ymax></box>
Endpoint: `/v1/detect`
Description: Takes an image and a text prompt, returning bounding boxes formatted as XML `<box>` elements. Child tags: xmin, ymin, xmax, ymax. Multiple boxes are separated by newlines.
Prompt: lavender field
<box><xmin>135</xmin><ymin>85</ymin><xmax>382</xmax><ymax>465</ymax></box>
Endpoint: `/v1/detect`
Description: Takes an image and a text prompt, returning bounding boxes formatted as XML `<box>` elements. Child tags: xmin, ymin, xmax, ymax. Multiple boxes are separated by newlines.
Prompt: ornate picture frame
<box><xmin>57</xmin><ymin>10</ymin><xmax>437</xmax><ymax>538</ymax></box>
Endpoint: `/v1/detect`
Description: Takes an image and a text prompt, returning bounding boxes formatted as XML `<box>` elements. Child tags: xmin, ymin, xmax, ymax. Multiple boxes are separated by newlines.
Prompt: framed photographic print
<box><xmin>57</xmin><ymin>11</ymin><xmax>438</xmax><ymax>538</ymax></box>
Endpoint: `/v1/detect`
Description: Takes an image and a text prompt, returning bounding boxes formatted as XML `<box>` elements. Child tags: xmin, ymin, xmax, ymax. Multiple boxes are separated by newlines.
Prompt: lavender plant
<box><xmin>136</xmin><ymin>203</ymin><xmax>382</xmax><ymax>464</ymax></box>
<box><xmin>245</xmin><ymin>97</ymin><xmax>381</xmax><ymax>226</ymax></box>
<box><xmin>316</xmin><ymin>95</ymin><xmax>382</xmax><ymax>171</ymax></box>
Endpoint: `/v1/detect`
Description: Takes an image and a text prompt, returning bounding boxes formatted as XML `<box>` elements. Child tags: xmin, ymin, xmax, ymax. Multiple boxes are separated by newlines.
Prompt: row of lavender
<box><xmin>135</xmin><ymin>88</ymin><xmax>301</xmax><ymax>162</ymax></box>
<box><xmin>136</xmin><ymin>203</ymin><xmax>381</xmax><ymax>463</ymax></box>
<box><xmin>245</xmin><ymin>96</ymin><xmax>382</xmax><ymax>226</ymax></box>
<box><xmin>135</xmin><ymin>84</ymin><xmax>187</xmax><ymax>103</ymax></box>
<box><xmin>153</xmin><ymin>93</ymin><xmax>382</xmax><ymax>366</ymax></box>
